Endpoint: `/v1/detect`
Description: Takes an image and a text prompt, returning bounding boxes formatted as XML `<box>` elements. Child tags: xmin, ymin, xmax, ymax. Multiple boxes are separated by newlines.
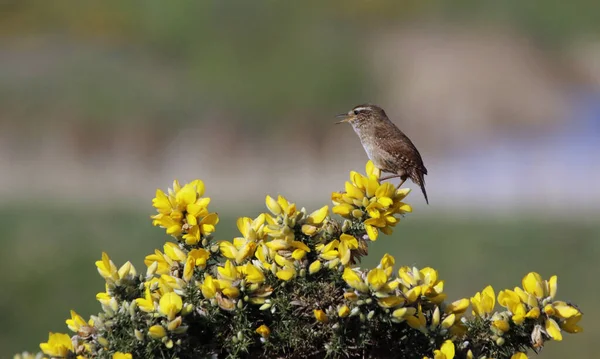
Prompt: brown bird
<box><xmin>337</xmin><ymin>104</ymin><xmax>429</xmax><ymax>204</ymax></box>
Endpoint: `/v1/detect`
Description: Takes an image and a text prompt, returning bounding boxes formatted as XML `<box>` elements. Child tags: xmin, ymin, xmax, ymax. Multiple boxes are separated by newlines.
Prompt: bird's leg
<box><xmin>379</xmin><ymin>174</ymin><xmax>401</xmax><ymax>181</ymax></box>
<box><xmin>396</xmin><ymin>178</ymin><xmax>407</xmax><ymax>189</ymax></box>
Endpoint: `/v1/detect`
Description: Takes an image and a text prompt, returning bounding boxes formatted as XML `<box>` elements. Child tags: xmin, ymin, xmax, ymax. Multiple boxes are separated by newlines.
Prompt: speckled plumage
<box><xmin>340</xmin><ymin>104</ymin><xmax>429</xmax><ymax>204</ymax></box>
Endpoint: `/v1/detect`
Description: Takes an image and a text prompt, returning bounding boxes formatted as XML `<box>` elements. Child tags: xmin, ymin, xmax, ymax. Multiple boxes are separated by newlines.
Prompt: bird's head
<box><xmin>336</xmin><ymin>104</ymin><xmax>388</xmax><ymax>128</ymax></box>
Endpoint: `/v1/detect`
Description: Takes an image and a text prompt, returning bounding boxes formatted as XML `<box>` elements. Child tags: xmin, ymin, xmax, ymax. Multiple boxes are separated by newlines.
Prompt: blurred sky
<box><xmin>2</xmin><ymin>2</ymin><xmax>600</xmax><ymax>357</ymax></box>
<box><xmin>1</xmin><ymin>1</ymin><xmax>599</xmax><ymax>214</ymax></box>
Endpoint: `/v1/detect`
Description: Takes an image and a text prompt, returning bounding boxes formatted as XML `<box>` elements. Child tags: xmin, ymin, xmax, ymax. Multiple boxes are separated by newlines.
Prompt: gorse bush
<box><xmin>17</xmin><ymin>162</ymin><xmax>582</xmax><ymax>359</ymax></box>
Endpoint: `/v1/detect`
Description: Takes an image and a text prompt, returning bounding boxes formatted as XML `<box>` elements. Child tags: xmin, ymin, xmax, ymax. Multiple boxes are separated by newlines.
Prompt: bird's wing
<box><xmin>374</xmin><ymin>121</ymin><xmax>428</xmax><ymax>175</ymax></box>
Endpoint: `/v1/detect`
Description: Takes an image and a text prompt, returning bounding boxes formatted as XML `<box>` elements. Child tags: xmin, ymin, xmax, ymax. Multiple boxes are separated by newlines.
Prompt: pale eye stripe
<box><xmin>353</xmin><ymin>107</ymin><xmax>370</xmax><ymax>113</ymax></box>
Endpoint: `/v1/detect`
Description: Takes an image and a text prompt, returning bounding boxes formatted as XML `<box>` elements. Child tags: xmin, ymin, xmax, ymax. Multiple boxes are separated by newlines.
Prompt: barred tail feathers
<box><xmin>410</xmin><ymin>170</ymin><xmax>429</xmax><ymax>205</ymax></box>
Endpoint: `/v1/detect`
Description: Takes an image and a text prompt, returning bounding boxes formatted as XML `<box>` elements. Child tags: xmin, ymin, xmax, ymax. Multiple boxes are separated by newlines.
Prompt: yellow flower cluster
<box><xmin>332</xmin><ymin>161</ymin><xmax>412</xmax><ymax>240</ymax></box>
<box><xmin>497</xmin><ymin>272</ymin><xmax>582</xmax><ymax>342</ymax></box>
<box><xmin>424</xmin><ymin>341</ymin><xmax>528</xmax><ymax>359</ymax></box>
<box><xmin>25</xmin><ymin>162</ymin><xmax>583</xmax><ymax>359</ymax></box>
<box><xmin>464</xmin><ymin>272</ymin><xmax>582</xmax><ymax>353</ymax></box>
<box><xmin>341</xmin><ymin>254</ymin><xmax>463</xmax><ymax>335</ymax></box>
<box><xmin>152</xmin><ymin>180</ymin><xmax>219</xmax><ymax>245</ymax></box>
<box><xmin>339</xmin><ymin>255</ymin><xmax>582</xmax><ymax>357</ymax></box>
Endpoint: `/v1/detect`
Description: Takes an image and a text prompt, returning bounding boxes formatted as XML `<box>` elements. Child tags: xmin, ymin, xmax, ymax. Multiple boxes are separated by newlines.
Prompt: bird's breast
<box><xmin>358</xmin><ymin>138</ymin><xmax>388</xmax><ymax>170</ymax></box>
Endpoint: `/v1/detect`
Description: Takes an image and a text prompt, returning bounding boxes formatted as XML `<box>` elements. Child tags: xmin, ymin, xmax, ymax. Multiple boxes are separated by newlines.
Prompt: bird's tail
<box><xmin>411</xmin><ymin>171</ymin><xmax>429</xmax><ymax>205</ymax></box>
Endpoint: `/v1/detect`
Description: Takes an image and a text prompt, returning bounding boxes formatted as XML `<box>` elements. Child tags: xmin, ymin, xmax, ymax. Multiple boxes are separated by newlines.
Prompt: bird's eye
<box><xmin>353</xmin><ymin>110</ymin><xmax>359</xmax><ymax>115</ymax></box>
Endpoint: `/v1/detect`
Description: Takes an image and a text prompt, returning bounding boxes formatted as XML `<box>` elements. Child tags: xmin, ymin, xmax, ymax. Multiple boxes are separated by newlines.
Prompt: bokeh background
<box><xmin>2</xmin><ymin>1</ymin><xmax>599</xmax><ymax>357</ymax></box>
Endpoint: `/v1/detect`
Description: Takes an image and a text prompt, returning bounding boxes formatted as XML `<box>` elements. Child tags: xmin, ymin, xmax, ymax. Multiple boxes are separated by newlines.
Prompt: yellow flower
<box><xmin>95</xmin><ymin>252</ymin><xmax>118</xmax><ymax>281</ymax></box>
<box><xmin>432</xmin><ymin>340</ymin><xmax>455</xmax><ymax>359</ymax></box>
<box><xmin>522</xmin><ymin>272</ymin><xmax>556</xmax><ymax>301</ymax></box>
<box><xmin>183</xmin><ymin>213</ymin><xmax>219</xmax><ymax>245</ymax></box>
<box><xmin>188</xmin><ymin>248</ymin><xmax>210</xmax><ymax>268</ymax></box>
<box><xmin>256</xmin><ymin>324</ymin><xmax>270</xmax><ymax>338</ymax></box>
<box><xmin>144</xmin><ymin>247</ymin><xmax>175</xmax><ymax>275</ymax></box>
<box><xmin>338</xmin><ymin>234</ymin><xmax>359</xmax><ymax>265</ymax></box>
<box><xmin>148</xmin><ymin>325</ymin><xmax>167</xmax><ymax>339</ymax></box>
<box><xmin>152</xmin><ymin>180</ymin><xmax>215</xmax><ymax>242</ymax></box>
<box><xmin>342</xmin><ymin>267</ymin><xmax>369</xmax><ymax>293</ymax></box>
<box><xmin>365</xmin><ymin>160</ymin><xmax>381</xmax><ymax>179</ymax></box>
<box><xmin>377</xmin><ymin>296</ymin><xmax>404</xmax><ymax>309</ymax></box>
<box><xmin>561</xmin><ymin>313</ymin><xmax>583</xmax><ymax>333</ymax></box>
<box><xmin>113</xmin><ymin>353</ymin><xmax>133</xmax><ymax>359</ymax></box>
<box><xmin>265</xmin><ymin>195</ymin><xmax>282</xmax><ymax>215</ymax></box>
<box><xmin>445</xmin><ymin>298</ymin><xmax>469</xmax><ymax>315</ymax></box>
<box><xmin>504</xmin><ymin>273</ymin><xmax>582</xmax><ymax>341</ymax></box>
<box><xmin>265</xmin><ymin>195</ymin><xmax>296</xmax><ymax>217</ymax></box>
<box><xmin>492</xmin><ymin>318</ymin><xmax>510</xmax><ymax>333</ymax></box>
<box><xmin>392</xmin><ymin>306</ymin><xmax>417</xmax><ymax>322</ymax></box>
<box><xmin>406</xmin><ymin>305</ymin><xmax>427</xmax><ymax>333</ymax></box>
<box><xmin>314</xmin><ymin>309</ymin><xmax>328</xmax><ymax>323</ymax></box>
<box><xmin>155</xmin><ymin>274</ymin><xmax>182</xmax><ymax>295</ymax></box>
<box><xmin>135</xmin><ymin>287</ymin><xmax>156</xmax><ymax>313</ymax></box>
<box><xmin>163</xmin><ymin>242</ymin><xmax>187</xmax><ymax>262</ymax></box>
<box><xmin>220</xmin><ymin>240</ymin><xmax>254</xmax><ymax>264</ymax></box>
<box><xmin>379</xmin><ymin>253</ymin><xmax>395</xmax><ymax>276</ymax></box>
<box><xmin>96</xmin><ymin>291</ymin><xmax>112</xmax><ymax>307</ymax></box>
<box><xmin>307</xmin><ymin>205</ymin><xmax>329</xmax><ymax>225</ymax></box>
<box><xmin>65</xmin><ymin>310</ymin><xmax>89</xmax><ymax>333</ymax></box>
<box><xmin>366</xmin><ymin>268</ymin><xmax>388</xmax><ymax>291</ymax></box>
<box><xmin>243</xmin><ymin>263</ymin><xmax>266</xmax><ymax>284</ymax></box>
<box><xmin>338</xmin><ymin>305</ymin><xmax>350</xmax><ymax>318</ymax></box>
<box><xmin>441</xmin><ymin>314</ymin><xmax>456</xmax><ymax>329</ymax></box>
<box><xmin>39</xmin><ymin>332</ymin><xmax>73</xmax><ymax>357</ymax></box>
<box><xmin>545</xmin><ymin>317</ymin><xmax>563</xmax><ymax>341</ymax></box>
<box><xmin>217</xmin><ymin>260</ymin><xmax>240</xmax><ymax>282</ymax></box>
<box><xmin>497</xmin><ymin>289</ymin><xmax>538</xmax><ymax>324</ymax></box>
<box><xmin>398</xmin><ymin>266</ymin><xmax>445</xmax><ymax>304</ymax></box>
<box><xmin>276</xmin><ymin>266</ymin><xmax>296</xmax><ymax>281</ymax></box>
<box><xmin>218</xmin><ymin>279</ymin><xmax>241</xmax><ymax>299</ymax></box>
<box><xmin>309</xmin><ymin>260</ymin><xmax>322</xmax><ymax>275</ymax></box>
<box><xmin>332</xmin><ymin>162</ymin><xmax>412</xmax><ymax>241</ymax></box>
<box><xmin>317</xmin><ymin>240</ymin><xmax>339</xmax><ymax>261</ymax></box>
<box><xmin>511</xmin><ymin>353</ymin><xmax>528</xmax><ymax>359</ymax></box>
<box><xmin>201</xmin><ymin>275</ymin><xmax>218</xmax><ymax>299</ymax></box>
<box><xmin>183</xmin><ymin>256</ymin><xmax>195</xmax><ymax>282</ymax></box>
<box><xmin>220</xmin><ymin>215</ymin><xmax>269</xmax><ymax>263</ymax></box>
<box><xmin>159</xmin><ymin>292</ymin><xmax>183</xmax><ymax>320</ymax></box>
<box><xmin>471</xmin><ymin>286</ymin><xmax>495</xmax><ymax>318</ymax></box>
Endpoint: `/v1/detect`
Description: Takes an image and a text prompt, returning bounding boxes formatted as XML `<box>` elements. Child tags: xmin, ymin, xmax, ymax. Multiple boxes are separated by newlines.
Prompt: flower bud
<box><xmin>352</xmin><ymin>209</ymin><xmax>364</xmax><ymax>219</ymax></box>
<box><xmin>430</xmin><ymin>306</ymin><xmax>440</xmax><ymax>330</ymax></box>
<box><xmin>182</xmin><ymin>303</ymin><xmax>194</xmax><ymax>316</ymax></box>
<box><xmin>167</xmin><ymin>317</ymin><xmax>182</xmax><ymax>331</ymax></box>
<box><xmin>259</xmin><ymin>303</ymin><xmax>272</xmax><ymax>311</ymax></box>
<box><xmin>129</xmin><ymin>301</ymin><xmax>137</xmax><ymax>317</ymax></box>
<box><xmin>97</xmin><ymin>336</ymin><xmax>109</xmax><ymax>347</ymax></box>
<box><xmin>342</xmin><ymin>220</ymin><xmax>352</xmax><ymax>233</ymax></box>
<box><xmin>146</xmin><ymin>261</ymin><xmax>158</xmax><ymax>278</ymax></box>
<box><xmin>134</xmin><ymin>329</ymin><xmax>144</xmax><ymax>341</ymax></box>
<box><xmin>367</xmin><ymin>310</ymin><xmax>375</xmax><ymax>320</ymax></box>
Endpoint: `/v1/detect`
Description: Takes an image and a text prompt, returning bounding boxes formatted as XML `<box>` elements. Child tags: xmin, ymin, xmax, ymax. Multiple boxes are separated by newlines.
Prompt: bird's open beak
<box><xmin>336</xmin><ymin>113</ymin><xmax>350</xmax><ymax>124</ymax></box>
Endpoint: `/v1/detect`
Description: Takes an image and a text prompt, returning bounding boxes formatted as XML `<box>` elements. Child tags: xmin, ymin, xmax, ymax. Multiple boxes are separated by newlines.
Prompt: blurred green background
<box><xmin>2</xmin><ymin>1</ymin><xmax>599</xmax><ymax>358</ymax></box>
